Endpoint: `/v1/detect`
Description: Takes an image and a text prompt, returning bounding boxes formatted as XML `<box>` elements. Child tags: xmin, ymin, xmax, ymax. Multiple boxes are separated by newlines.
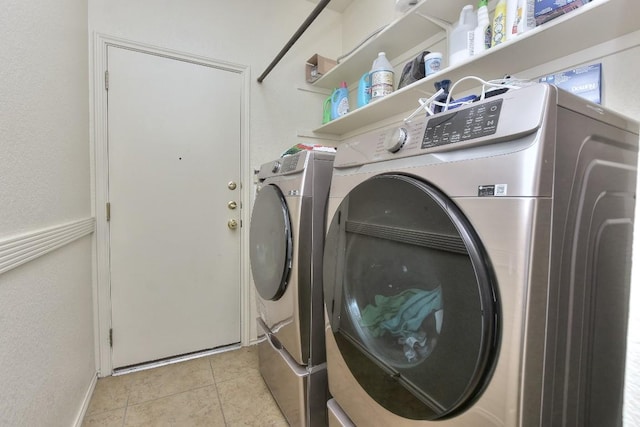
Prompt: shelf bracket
<box><xmin>414</xmin><ymin>12</ymin><xmax>452</xmax><ymax>32</ymax></box>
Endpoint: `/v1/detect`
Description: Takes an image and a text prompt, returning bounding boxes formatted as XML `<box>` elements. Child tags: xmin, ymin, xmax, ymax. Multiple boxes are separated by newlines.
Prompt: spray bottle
<box><xmin>473</xmin><ymin>0</ymin><xmax>491</xmax><ymax>55</ymax></box>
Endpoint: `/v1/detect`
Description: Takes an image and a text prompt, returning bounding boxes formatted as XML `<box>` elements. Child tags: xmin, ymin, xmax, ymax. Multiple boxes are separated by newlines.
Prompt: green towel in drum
<box><xmin>360</xmin><ymin>287</ymin><xmax>443</xmax><ymax>338</ymax></box>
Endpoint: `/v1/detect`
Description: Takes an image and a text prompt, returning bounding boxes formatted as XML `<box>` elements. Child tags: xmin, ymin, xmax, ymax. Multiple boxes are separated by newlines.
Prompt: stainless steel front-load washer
<box><xmin>250</xmin><ymin>150</ymin><xmax>334</xmax><ymax>426</ymax></box>
<box><xmin>322</xmin><ymin>83</ymin><xmax>638</xmax><ymax>426</ymax></box>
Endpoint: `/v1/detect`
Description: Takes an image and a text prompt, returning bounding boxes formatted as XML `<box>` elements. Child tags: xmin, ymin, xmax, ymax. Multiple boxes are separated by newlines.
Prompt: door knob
<box><xmin>228</xmin><ymin>201</ymin><xmax>238</xmax><ymax>210</ymax></box>
<box><xmin>228</xmin><ymin>219</ymin><xmax>238</xmax><ymax>229</ymax></box>
<box><xmin>228</xmin><ymin>181</ymin><xmax>237</xmax><ymax>190</ymax></box>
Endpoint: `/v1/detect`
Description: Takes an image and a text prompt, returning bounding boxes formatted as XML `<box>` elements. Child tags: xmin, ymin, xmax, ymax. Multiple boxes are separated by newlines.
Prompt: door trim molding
<box><xmin>91</xmin><ymin>33</ymin><xmax>251</xmax><ymax>376</ymax></box>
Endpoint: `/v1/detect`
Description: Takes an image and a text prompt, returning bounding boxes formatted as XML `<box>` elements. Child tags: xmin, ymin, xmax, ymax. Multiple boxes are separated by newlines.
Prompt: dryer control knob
<box><xmin>271</xmin><ymin>161</ymin><xmax>281</xmax><ymax>173</ymax></box>
<box><xmin>384</xmin><ymin>127</ymin><xmax>408</xmax><ymax>153</ymax></box>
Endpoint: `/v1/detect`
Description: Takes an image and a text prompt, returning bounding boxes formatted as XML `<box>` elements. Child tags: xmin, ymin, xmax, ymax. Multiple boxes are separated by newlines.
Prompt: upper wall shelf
<box><xmin>313</xmin><ymin>0</ymin><xmax>470</xmax><ymax>90</ymax></box>
<box><xmin>312</xmin><ymin>0</ymin><xmax>640</xmax><ymax>136</ymax></box>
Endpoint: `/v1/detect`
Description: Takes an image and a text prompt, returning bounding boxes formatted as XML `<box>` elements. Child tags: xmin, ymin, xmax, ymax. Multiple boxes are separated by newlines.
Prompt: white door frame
<box><xmin>91</xmin><ymin>33</ymin><xmax>252</xmax><ymax>376</ymax></box>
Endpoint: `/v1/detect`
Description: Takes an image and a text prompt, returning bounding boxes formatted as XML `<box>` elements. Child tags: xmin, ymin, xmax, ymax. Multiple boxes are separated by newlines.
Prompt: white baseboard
<box><xmin>73</xmin><ymin>372</ymin><xmax>98</xmax><ymax>427</ymax></box>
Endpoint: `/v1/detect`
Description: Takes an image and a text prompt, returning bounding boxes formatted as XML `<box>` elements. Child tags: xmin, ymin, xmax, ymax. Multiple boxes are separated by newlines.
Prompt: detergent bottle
<box><xmin>509</xmin><ymin>0</ymin><xmax>535</xmax><ymax>38</ymax></box>
<box><xmin>357</xmin><ymin>72</ymin><xmax>371</xmax><ymax>108</ymax></box>
<box><xmin>449</xmin><ymin>5</ymin><xmax>477</xmax><ymax>66</ymax></box>
<box><xmin>492</xmin><ymin>0</ymin><xmax>507</xmax><ymax>46</ymax></box>
<box><xmin>322</xmin><ymin>96</ymin><xmax>332</xmax><ymax>124</ymax></box>
<box><xmin>331</xmin><ymin>82</ymin><xmax>350</xmax><ymax>120</ymax></box>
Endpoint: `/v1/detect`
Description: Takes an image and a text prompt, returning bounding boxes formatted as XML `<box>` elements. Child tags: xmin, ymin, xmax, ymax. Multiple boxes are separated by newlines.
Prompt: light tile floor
<box><xmin>82</xmin><ymin>345</ymin><xmax>289</xmax><ymax>426</ymax></box>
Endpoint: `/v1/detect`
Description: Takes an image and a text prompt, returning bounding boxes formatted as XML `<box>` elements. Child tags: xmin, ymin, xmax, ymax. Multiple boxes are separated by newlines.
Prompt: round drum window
<box><xmin>323</xmin><ymin>174</ymin><xmax>500</xmax><ymax>420</ymax></box>
<box><xmin>249</xmin><ymin>184</ymin><xmax>292</xmax><ymax>301</ymax></box>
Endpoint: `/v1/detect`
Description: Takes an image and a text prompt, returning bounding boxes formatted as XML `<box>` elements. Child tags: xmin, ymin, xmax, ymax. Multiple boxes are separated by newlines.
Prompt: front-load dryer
<box><xmin>250</xmin><ymin>150</ymin><xmax>334</xmax><ymax>426</ymax></box>
<box><xmin>322</xmin><ymin>83</ymin><xmax>638</xmax><ymax>426</ymax></box>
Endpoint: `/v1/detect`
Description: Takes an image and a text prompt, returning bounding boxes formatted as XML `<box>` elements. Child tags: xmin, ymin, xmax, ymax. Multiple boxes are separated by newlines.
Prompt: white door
<box><xmin>107</xmin><ymin>46</ymin><xmax>242</xmax><ymax>369</ymax></box>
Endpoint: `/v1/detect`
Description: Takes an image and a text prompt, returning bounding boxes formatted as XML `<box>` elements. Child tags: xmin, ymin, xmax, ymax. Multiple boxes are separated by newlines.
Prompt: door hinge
<box><xmin>109</xmin><ymin>328</ymin><xmax>113</xmax><ymax>348</ymax></box>
<box><xmin>106</xmin><ymin>202</ymin><xmax>111</xmax><ymax>221</ymax></box>
<box><xmin>105</xmin><ymin>70</ymin><xmax>109</xmax><ymax>91</ymax></box>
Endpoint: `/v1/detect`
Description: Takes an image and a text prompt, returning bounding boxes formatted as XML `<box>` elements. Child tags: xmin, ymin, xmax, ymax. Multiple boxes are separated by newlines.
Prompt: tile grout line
<box><xmin>84</xmin><ymin>349</ymin><xmax>275</xmax><ymax>425</ymax></box>
<box><xmin>126</xmin><ymin>383</ymin><xmax>218</xmax><ymax>409</ymax></box>
<box><xmin>209</xmin><ymin>358</ymin><xmax>228</xmax><ymax>426</ymax></box>
<box><xmin>121</xmin><ymin>395</ymin><xmax>129</xmax><ymax>427</ymax></box>
<box><xmin>84</xmin><ymin>404</ymin><xmax>128</xmax><ymax>418</ymax></box>
<box><xmin>122</xmin><ymin>362</ymin><xmax>218</xmax><ymax>408</ymax></box>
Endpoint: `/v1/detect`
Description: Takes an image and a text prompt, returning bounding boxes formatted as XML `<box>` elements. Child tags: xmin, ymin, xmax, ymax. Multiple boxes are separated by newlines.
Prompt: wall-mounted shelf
<box><xmin>313</xmin><ymin>0</ymin><xmax>470</xmax><ymax>90</ymax></box>
<box><xmin>312</xmin><ymin>0</ymin><xmax>640</xmax><ymax>136</ymax></box>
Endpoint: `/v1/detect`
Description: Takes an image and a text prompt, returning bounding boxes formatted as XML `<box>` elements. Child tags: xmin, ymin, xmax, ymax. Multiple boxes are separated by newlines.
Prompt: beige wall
<box><xmin>89</xmin><ymin>0</ymin><xmax>343</xmax><ymax>167</ymax></box>
<box><xmin>0</xmin><ymin>1</ymin><xmax>95</xmax><ymax>426</ymax></box>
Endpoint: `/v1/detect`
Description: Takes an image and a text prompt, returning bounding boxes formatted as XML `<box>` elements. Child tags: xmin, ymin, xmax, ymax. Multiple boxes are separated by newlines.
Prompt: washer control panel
<box><xmin>335</xmin><ymin>83</ymin><xmax>549</xmax><ymax>169</ymax></box>
<box><xmin>421</xmin><ymin>98</ymin><xmax>503</xmax><ymax>149</ymax></box>
<box><xmin>271</xmin><ymin>154</ymin><xmax>301</xmax><ymax>175</ymax></box>
<box><xmin>280</xmin><ymin>155</ymin><xmax>300</xmax><ymax>173</ymax></box>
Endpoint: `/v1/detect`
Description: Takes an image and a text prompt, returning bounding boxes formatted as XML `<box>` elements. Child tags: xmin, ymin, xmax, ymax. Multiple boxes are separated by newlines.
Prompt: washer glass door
<box><xmin>250</xmin><ymin>184</ymin><xmax>292</xmax><ymax>301</ymax></box>
<box><xmin>323</xmin><ymin>174</ymin><xmax>500</xmax><ymax>420</ymax></box>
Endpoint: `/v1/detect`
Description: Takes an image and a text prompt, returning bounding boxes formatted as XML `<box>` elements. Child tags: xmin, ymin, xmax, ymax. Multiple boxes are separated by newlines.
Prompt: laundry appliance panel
<box><xmin>250</xmin><ymin>150</ymin><xmax>334</xmax><ymax>426</ymax></box>
<box><xmin>322</xmin><ymin>83</ymin><xmax>638</xmax><ymax>427</ymax></box>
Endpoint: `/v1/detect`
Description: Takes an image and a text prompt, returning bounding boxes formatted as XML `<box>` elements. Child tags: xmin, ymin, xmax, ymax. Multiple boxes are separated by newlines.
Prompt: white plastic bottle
<box><xmin>449</xmin><ymin>5</ymin><xmax>477</xmax><ymax>66</ymax></box>
<box><xmin>505</xmin><ymin>0</ymin><xmax>519</xmax><ymax>40</ymax></box>
<box><xmin>492</xmin><ymin>0</ymin><xmax>507</xmax><ymax>47</ymax></box>
<box><xmin>473</xmin><ymin>0</ymin><xmax>491</xmax><ymax>55</ymax></box>
<box><xmin>510</xmin><ymin>0</ymin><xmax>536</xmax><ymax>38</ymax></box>
<box><xmin>370</xmin><ymin>52</ymin><xmax>394</xmax><ymax>101</ymax></box>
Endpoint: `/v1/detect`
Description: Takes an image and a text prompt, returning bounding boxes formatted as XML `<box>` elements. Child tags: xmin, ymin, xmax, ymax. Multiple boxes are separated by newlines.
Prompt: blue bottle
<box><xmin>331</xmin><ymin>81</ymin><xmax>349</xmax><ymax>120</ymax></box>
<box><xmin>357</xmin><ymin>73</ymin><xmax>371</xmax><ymax>108</ymax></box>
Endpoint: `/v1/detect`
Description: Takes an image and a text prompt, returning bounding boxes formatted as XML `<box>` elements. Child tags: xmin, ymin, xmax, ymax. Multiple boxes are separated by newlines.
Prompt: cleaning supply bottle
<box><xmin>357</xmin><ymin>72</ymin><xmax>371</xmax><ymax>108</ymax></box>
<box><xmin>492</xmin><ymin>0</ymin><xmax>507</xmax><ymax>47</ymax></box>
<box><xmin>449</xmin><ymin>5</ymin><xmax>477</xmax><ymax>66</ymax></box>
<box><xmin>505</xmin><ymin>0</ymin><xmax>520</xmax><ymax>40</ymax></box>
<box><xmin>370</xmin><ymin>52</ymin><xmax>394</xmax><ymax>101</ymax></box>
<box><xmin>510</xmin><ymin>0</ymin><xmax>535</xmax><ymax>38</ymax></box>
<box><xmin>473</xmin><ymin>0</ymin><xmax>491</xmax><ymax>55</ymax></box>
<box><xmin>330</xmin><ymin>82</ymin><xmax>350</xmax><ymax>120</ymax></box>
<box><xmin>322</xmin><ymin>96</ymin><xmax>332</xmax><ymax>124</ymax></box>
